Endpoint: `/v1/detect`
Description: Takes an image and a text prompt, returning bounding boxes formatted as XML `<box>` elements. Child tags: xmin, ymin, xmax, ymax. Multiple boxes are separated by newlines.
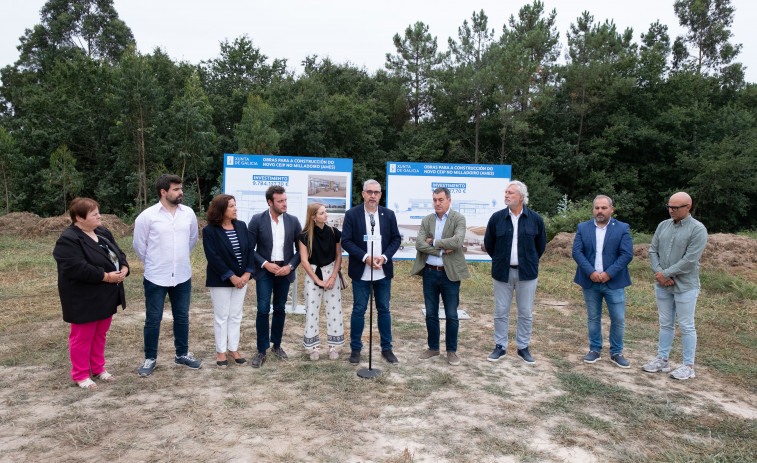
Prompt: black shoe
<box><xmin>517</xmin><ymin>347</ymin><xmax>535</xmax><ymax>364</ymax></box>
<box><xmin>487</xmin><ymin>345</ymin><xmax>507</xmax><ymax>362</ymax></box>
<box><xmin>271</xmin><ymin>345</ymin><xmax>288</xmax><ymax>359</ymax></box>
<box><xmin>349</xmin><ymin>350</ymin><xmax>361</xmax><ymax>365</ymax></box>
<box><xmin>251</xmin><ymin>352</ymin><xmax>266</xmax><ymax>368</ymax></box>
<box><xmin>216</xmin><ymin>360</ymin><xmax>229</xmax><ymax>368</ymax></box>
<box><xmin>381</xmin><ymin>350</ymin><xmax>399</xmax><ymax>364</ymax></box>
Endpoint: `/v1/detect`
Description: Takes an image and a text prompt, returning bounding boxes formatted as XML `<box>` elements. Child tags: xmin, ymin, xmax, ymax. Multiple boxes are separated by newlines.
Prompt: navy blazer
<box><xmin>202</xmin><ymin>220</ymin><xmax>256</xmax><ymax>287</ymax></box>
<box><xmin>572</xmin><ymin>218</ymin><xmax>633</xmax><ymax>290</ymax></box>
<box><xmin>484</xmin><ymin>206</ymin><xmax>546</xmax><ymax>282</ymax></box>
<box><xmin>341</xmin><ymin>204</ymin><xmax>402</xmax><ymax>280</ymax></box>
<box><xmin>247</xmin><ymin>210</ymin><xmax>302</xmax><ymax>283</ymax></box>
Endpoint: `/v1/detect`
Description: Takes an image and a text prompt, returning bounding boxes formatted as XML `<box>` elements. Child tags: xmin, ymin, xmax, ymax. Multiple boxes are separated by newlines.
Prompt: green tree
<box><xmin>166</xmin><ymin>72</ymin><xmax>216</xmax><ymax>211</ymax></box>
<box><xmin>386</xmin><ymin>22</ymin><xmax>448</xmax><ymax>125</ymax></box>
<box><xmin>111</xmin><ymin>45</ymin><xmax>161</xmax><ymax>211</ymax></box>
<box><xmin>446</xmin><ymin>10</ymin><xmax>496</xmax><ymax>163</ymax></box>
<box><xmin>46</xmin><ymin>144</ymin><xmax>83</xmax><ymax>214</ymax></box>
<box><xmin>673</xmin><ymin>0</ymin><xmax>742</xmax><ymax>75</ymax></box>
<box><xmin>235</xmin><ymin>93</ymin><xmax>279</xmax><ymax>155</ymax></box>
<box><xmin>0</xmin><ymin>127</ymin><xmax>22</xmax><ymax>214</ymax></box>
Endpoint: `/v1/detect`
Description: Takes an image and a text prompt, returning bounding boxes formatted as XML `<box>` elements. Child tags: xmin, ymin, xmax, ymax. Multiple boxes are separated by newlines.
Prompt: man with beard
<box><xmin>643</xmin><ymin>192</ymin><xmax>707</xmax><ymax>380</ymax></box>
<box><xmin>341</xmin><ymin>179</ymin><xmax>402</xmax><ymax>365</ymax></box>
<box><xmin>572</xmin><ymin>195</ymin><xmax>634</xmax><ymax>368</ymax></box>
<box><xmin>134</xmin><ymin>174</ymin><xmax>200</xmax><ymax>376</ymax></box>
<box><xmin>483</xmin><ymin>180</ymin><xmax>546</xmax><ymax>364</ymax></box>
<box><xmin>247</xmin><ymin>185</ymin><xmax>302</xmax><ymax>368</ymax></box>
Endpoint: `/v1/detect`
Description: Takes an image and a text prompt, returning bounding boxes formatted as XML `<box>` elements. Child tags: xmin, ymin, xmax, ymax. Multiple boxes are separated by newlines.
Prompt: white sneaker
<box><xmin>642</xmin><ymin>357</ymin><xmax>670</xmax><ymax>373</ymax></box>
<box><xmin>670</xmin><ymin>365</ymin><xmax>696</xmax><ymax>380</ymax></box>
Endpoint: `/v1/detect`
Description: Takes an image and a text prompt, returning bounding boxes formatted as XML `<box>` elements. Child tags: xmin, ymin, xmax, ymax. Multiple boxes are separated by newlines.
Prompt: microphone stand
<box><xmin>358</xmin><ymin>213</ymin><xmax>381</xmax><ymax>378</ymax></box>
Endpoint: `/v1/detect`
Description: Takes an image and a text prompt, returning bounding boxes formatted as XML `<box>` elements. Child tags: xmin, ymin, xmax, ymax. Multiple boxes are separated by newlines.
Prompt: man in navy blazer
<box><xmin>341</xmin><ymin>179</ymin><xmax>402</xmax><ymax>365</ymax></box>
<box><xmin>572</xmin><ymin>195</ymin><xmax>633</xmax><ymax>368</ymax></box>
<box><xmin>247</xmin><ymin>185</ymin><xmax>302</xmax><ymax>368</ymax></box>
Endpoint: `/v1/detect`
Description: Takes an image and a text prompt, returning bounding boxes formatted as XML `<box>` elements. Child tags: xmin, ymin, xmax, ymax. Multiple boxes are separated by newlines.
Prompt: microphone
<box><xmin>369</xmin><ymin>213</ymin><xmax>375</xmax><ymax>234</ymax></box>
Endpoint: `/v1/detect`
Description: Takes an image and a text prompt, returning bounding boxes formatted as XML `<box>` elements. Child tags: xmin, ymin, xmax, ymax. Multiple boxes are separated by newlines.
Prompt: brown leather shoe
<box><xmin>447</xmin><ymin>352</ymin><xmax>460</xmax><ymax>366</ymax></box>
<box><xmin>251</xmin><ymin>352</ymin><xmax>266</xmax><ymax>368</ymax></box>
<box><xmin>271</xmin><ymin>345</ymin><xmax>288</xmax><ymax>359</ymax></box>
<box><xmin>420</xmin><ymin>349</ymin><xmax>440</xmax><ymax>360</ymax></box>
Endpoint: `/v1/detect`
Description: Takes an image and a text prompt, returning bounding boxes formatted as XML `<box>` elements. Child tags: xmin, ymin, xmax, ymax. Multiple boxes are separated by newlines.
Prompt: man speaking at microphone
<box><xmin>341</xmin><ymin>179</ymin><xmax>402</xmax><ymax>365</ymax></box>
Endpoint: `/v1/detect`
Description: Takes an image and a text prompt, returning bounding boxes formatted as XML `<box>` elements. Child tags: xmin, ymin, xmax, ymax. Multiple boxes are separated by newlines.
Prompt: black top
<box><xmin>299</xmin><ymin>226</ymin><xmax>341</xmax><ymax>279</ymax></box>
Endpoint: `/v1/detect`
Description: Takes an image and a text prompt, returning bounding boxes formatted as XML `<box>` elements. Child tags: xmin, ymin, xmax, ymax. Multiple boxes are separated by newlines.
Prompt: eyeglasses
<box><xmin>364</xmin><ymin>190</ymin><xmax>382</xmax><ymax>196</ymax></box>
<box><xmin>665</xmin><ymin>204</ymin><xmax>689</xmax><ymax>211</ymax></box>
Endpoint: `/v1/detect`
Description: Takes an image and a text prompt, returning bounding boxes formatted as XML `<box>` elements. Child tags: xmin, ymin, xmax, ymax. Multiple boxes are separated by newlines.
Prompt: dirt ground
<box><xmin>0</xmin><ymin>215</ymin><xmax>755</xmax><ymax>462</ymax></box>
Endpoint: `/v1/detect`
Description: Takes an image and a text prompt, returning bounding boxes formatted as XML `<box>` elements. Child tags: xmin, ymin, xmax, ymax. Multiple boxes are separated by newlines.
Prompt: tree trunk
<box><xmin>2</xmin><ymin>166</ymin><xmax>8</xmax><ymax>214</ymax></box>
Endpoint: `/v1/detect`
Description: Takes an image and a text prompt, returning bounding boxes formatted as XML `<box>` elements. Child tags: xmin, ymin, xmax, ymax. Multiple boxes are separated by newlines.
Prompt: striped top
<box><xmin>225</xmin><ymin>229</ymin><xmax>243</xmax><ymax>267</ymax></box>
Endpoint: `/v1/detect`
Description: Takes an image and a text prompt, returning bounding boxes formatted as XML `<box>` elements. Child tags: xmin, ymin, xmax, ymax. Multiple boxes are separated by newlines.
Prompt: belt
<box><xmin>425</xmin><ymin>264</ymin><xmax>444</xmax><ymax>271</ymax></box>
<box><xmin>272</xmin><ymin>261</ymin><xmax>286</xmax><ymax>266</ymax></box>
<box><xmin>510</xmin><ymin>265</ymin><xmax>519</xmax><ymax>269</ymax></box>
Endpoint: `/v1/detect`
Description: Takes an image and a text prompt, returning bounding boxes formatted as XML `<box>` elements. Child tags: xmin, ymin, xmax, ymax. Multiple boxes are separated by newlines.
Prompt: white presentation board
<box><xmin>386</xmin><ymin>161</ymin><xmax>512</xmax><ymax>261</ymax></box>
<box><xmin>222</xmin><ymin>154</ymin><xmax>353</xmax><ymax>228</ymax></box>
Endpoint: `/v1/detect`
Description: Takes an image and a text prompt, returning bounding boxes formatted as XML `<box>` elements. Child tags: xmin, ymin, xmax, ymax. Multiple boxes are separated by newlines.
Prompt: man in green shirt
<box><xmin>643</xmin><ymin>192</ymin><xmax>708</xmax><ymax>380</ymax></box>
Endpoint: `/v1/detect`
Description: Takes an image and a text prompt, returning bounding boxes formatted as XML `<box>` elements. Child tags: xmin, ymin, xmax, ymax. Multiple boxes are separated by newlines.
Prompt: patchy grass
<box><xmin>0</xmin><ymin>234</ymin><xmax>755</xmax><ymax>462</ymax></box>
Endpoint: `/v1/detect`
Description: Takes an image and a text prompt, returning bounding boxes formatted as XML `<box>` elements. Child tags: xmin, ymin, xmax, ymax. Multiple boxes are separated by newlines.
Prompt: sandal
<box><xmin>329</xmin><ymin>347</ymin><xmax>339</xmax><ymax>360</ymax></box>
<box><xmin>77</xmin><ymin>378</ymin><xmax>97</xmax><ymax>389</ymax></box>
<box><xmin>309</xmin><ymin>348</ymin><xmax>320</xmax><ymax>361</ymax></box>
<box><xmin>229</xmin><ymin>351</ymin><xmax>247</xmax><ymax>364</ymax></box>
<box><xmin>97</xmin><ymin>371</ymin><xmax>115</xmax><ymax>381</ymax></box>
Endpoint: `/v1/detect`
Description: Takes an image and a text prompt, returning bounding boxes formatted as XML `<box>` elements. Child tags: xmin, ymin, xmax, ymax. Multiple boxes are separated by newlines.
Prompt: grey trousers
<box><xmin>493</xmin><ymin>268</ymin><xmax>538</xmax><ymax>350</ymax></box>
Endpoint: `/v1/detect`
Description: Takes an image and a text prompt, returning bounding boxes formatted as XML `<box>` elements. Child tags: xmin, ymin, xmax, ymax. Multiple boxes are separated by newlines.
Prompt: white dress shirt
<box><xmin>509</xmin><ymin>208</ymin><xmax>522</xmax><ymax>266</ymax></box>
<box><xmin>133</xmin><ymin>202</ymin><xmax>199</xmax><ymax>287</ymax></box>
<box><xmin>426</xmin><ymin>211</ymin><xmax>448</xmax><ymax>267</ymax></box>
<box><xmin>361</xmin><ymin>208</ymin><xmax>386</xmax><ymax>281</ymax></box>
<box><xmin>269</xmin><ymin>213</ymin><xmax>286</xmax><ymax>262</ymax></box>
<box><xmin>593</xmin><ymin>220</ymin><xmax>608</xmax><ymax>273</ymax></box>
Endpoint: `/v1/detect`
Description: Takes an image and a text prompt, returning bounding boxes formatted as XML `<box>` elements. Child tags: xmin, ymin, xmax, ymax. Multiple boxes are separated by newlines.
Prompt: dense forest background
<box><xmin>0</xmin><ymin>0</ymin><xmax>755</xmax><ymax>232</ymax></box>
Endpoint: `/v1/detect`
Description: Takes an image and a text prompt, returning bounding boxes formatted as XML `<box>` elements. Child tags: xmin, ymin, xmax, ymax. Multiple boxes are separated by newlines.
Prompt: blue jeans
<box><xmin>423</xmin><ymin>268</ymin><xmax>460</xmax><ymax>352</ymax></box>
<box><xmin>583</xmin><ymin>283</ymin><xmax>626</xmax><ymax>355</ymax></box>
<box><xmin>255</xmin><ymin>271</ymin><xmax>291</xmax><ymax>353</ymax></box>
<box><xmin>656</xmin><ymin>286</ymin><xmax>699</xmax><ymax>365</ymax></box>
<box><xmin>143</xmin><ymin>278</ymin><xmax>192</xmax><ymax>359</ymax></box>
<box><xmin>493</xmin><ymin>268</ymin><xmax>537</xmax><ymax>350</ymax></box>
<box><xmin>351</xmin><ymin>278</ymin><xmax>392</xmax><ymax>351</ymax></box>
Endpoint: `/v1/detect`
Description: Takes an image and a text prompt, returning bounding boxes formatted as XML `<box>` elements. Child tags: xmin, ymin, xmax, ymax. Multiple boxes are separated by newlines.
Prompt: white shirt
<box><xmin>361</xmin><ymin>208</ymin><xmax>386</xmax><ymax>280</ymax></box>
<box><xmin>133</xmin><ymin>202</ymin><xmax>199</xmax><ymax>287</ymax></box>
<box><xmin>426</xmin><ymin>211</ymin><xmax>448</xmax><ymax>267</ymax></box>
<box><xmin>509</xmin><ymin>208</ymin><xmax>522</xmax><ymax>266</ymax></box>
<box><xmin>594</xmin><ymin>220</ymin><xmax>608</xmax><ymax>273</ymax></box>
<box><xmin>269</xmin><ymin>213</ymin><xmax>286</xmax><ymax>262</ymax></box>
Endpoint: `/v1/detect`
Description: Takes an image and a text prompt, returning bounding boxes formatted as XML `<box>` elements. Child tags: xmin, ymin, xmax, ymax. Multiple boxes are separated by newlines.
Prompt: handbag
<box><xmin>337</xmin><ymin>269</ymin><xmax>349</xmax><ymax>290</ymax></box>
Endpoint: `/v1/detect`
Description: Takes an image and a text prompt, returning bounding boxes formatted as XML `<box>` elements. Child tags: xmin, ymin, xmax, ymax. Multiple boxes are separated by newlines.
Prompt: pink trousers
<box><xmin>69</xmin><ymin>316</ymin><xmax>112</xmax><ymax>382</ymax></box>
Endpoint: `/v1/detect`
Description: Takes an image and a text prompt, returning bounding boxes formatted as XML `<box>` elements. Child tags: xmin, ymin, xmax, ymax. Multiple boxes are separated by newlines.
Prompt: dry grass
<box><xmin>0</xmin><ymin>234</ymin><xmax>755</xmax><ymax>462</ymax></box>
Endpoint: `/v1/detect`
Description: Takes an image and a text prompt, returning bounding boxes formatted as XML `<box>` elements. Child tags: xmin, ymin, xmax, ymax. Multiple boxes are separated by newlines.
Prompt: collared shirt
<box><xmin>133</xmin><ymin>202</ymin><xmax>199</xmax><ymax>287</ymax></box>
<box><xmin>269</xmin><ymin>212</ymin><xmax>285</xmax><ymax>262</ymax></box>
<box><xmin>361</xmin><ymin>208</ymin><xmax>386</xmax><ymax>280</ymax></box>
<box><xmin>509</xmin><ymin>208</ymin><xmax>522</xmax><ymax>266</ymax></box>
<box><xmin>649</xmin><ymin>215</ymin><xmax>708</xmax><ymax>293</ymax></box>
<box><xmin>594</xmin><ymin>220</ymin><xmax>608</xmax><ymax>273</ymax></box>
<box><xmin>427</xmin><ymin>211</ymin><xmax>448</xmax><ymax>267</ymax></box>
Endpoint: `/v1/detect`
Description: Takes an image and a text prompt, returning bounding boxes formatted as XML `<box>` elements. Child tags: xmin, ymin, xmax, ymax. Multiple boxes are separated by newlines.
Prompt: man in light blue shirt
<box><xmin>643</xmin><ymin>192</ymin><xmax>707</xmax><ymax>380</ymax></box>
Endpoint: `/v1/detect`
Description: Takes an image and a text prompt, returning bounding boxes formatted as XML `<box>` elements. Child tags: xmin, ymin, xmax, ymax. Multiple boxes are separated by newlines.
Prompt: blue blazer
<box><xmin>341</xmin><ymin>204</ymin><xmax>402</xmax><ymax>280</ymax></box>
<box><xmin>572</xmin><ymin>218</ymin><xmax>633</xmax><ymax>290</ymax></box>
<box><xmin>247</xmin><ymin>210</ymin><xmax>302</xmax><ymax>283</ymax></box>
<box><xmin>202</xmin><ymin>220</ymin><xmax>256</xmax><ymax>287</ymax></box>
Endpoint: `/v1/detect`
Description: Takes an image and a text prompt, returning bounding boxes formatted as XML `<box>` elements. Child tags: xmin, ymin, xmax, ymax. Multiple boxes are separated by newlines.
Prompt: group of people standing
<box><xmin>52</xmin><ymin>174</ymin><xmax>707</xmax><ymax>389</ymax></box>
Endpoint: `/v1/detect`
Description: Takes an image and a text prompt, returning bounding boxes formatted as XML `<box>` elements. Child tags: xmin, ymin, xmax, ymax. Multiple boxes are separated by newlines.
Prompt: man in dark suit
<box><xmin>341</xmin><ymin>179</ymin><xmax>402</xmax><ymax>365</ymax></box>
<box><xmin>247</xmin><ymin>185</ymin><xmax>302</xmax><ymax>368</ymax></box>
<box><xmin>572</xmin><ymin>195</ymin><xmax>634</xmax><ymax>368</ymax></box>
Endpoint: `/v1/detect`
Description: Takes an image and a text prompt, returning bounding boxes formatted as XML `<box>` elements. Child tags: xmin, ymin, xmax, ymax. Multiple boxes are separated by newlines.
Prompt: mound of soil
<box><xmin>4</xmin><ymin>213</ymin><xmax>133</xmax><ymax>238</ymax></box>
<box><xmin>0</xmin><ymin>212</ymin><xmax>41</xmax><ymax>236</ymax></box>
<box><xmin>544</xmin><ymin>232</ymin><xmax>757</xmax><ymax>271</ymax></box>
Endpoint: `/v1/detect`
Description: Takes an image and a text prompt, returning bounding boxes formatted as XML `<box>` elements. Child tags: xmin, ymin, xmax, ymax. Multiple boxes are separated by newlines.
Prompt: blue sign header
<box><xmin>225</xmin><ymin>154</ymin><xmax>352</xmax><ymax>172</ymax></box>
<box><xmin>387</xmin><ymin>162</ymin><xmax>511</xmax><ymax>178</ymax></box>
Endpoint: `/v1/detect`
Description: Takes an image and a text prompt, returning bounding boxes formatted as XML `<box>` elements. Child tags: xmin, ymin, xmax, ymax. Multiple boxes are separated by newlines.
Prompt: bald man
<box><xmin>643</xmin><ymin>192</ymin><xmax>707</xmax><ymax>380</ymax></box>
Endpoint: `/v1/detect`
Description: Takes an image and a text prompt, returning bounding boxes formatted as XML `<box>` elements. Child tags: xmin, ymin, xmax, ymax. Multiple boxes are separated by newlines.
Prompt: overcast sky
<box><xmin>2</xmin><ymin>0</ymin><xmax>755</xmax><ymax>82</ymax></box>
